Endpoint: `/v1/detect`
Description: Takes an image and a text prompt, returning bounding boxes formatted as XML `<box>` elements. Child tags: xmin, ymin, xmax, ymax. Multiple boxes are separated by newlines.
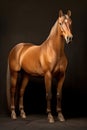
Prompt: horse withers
<box><xmin>7</xmin><ymin>10</ymin><xmax>73</xmax><ymax>123</ymax></box>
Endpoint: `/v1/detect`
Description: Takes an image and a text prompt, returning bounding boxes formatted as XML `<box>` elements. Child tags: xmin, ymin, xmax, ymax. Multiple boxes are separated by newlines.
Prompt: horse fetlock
<box><xmin>47</xmin><ymin>108</ymin><xmax>52</xmax><ymax>114</ymax></box>
<box><xmin>58</xmin><ymin>112</ymin><xmax>65</xmax><ymax>122</ymax></box>
<box><xmin>48</xmin><ymin>113</ymin><xmax>54</xmax><ymax>123</ymax></box>
<box><xmin>56</xmin><ymin>107</ymin><xmax>62</xmax><ymax>112</ymax></box>
<box><xmin>11</xmin><ymin>111</ymin><xmax>17</xmax><ymax>119</ymax></box>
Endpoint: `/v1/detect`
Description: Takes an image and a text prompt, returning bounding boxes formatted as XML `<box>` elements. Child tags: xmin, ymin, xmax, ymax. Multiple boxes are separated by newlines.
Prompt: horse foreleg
<box><xmin>56</xmin><ymin>73</ymin><xmax>65</xmax><ymax>122</ymax></box>
<box><xmin>45</xmin><ymin>71</ymin><xmax>54</xmax><ymax>123</ymax></box>
<box><xmin>10</xmin><ymin>71</ymin><xmax>18</xmax><ymax>119</ymax></box>
<box><xmin>19</xmin><ymin>73</ymin><xmax>29</xmax><ymax>119</ymax></box>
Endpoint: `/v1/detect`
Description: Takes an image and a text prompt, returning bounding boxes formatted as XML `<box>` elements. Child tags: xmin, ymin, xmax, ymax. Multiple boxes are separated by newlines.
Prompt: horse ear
<box><xmin>67</xmin><ymin>10</ymin><xmax>71</xmax><ymax>17</ymax></box>
<box><xmin>59</xmin><ymin>10</ymin><xmax>63</xmax><ymax>17</ymax></box>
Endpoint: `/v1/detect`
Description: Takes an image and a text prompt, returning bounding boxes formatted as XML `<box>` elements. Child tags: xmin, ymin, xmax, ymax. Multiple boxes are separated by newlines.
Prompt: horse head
<box><xmin>58</xmin><ymin>10</ymin><xmax>73</xmax><ymax>44</ymax></box>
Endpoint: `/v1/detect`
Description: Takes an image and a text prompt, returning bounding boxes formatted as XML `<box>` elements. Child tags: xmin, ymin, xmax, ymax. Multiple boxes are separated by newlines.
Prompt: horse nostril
<box><xmin>65</xmin><ymin>36</ymin><xmax>73</xmax><ymax>44</ymax></box>
<box><xmin>67</xmin><ymin>36</ymin><xmax>73</xmax><ymax>41</ymax></box>
<box><xmin>66</xmin><ymin>36</ymin><xmax>69</xmax><ymax>41</ymax></box>
<box><xmin>69</xmin><ymin>37</ymin><xmax>72</xmax><ymax>41</ymax></box>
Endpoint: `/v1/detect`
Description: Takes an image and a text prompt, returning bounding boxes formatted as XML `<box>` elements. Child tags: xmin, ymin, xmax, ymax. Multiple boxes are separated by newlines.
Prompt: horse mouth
<box><xmin>66</xmin><ymin>39</ymin><xmax>71</xmax><ymax>44</ymax></box>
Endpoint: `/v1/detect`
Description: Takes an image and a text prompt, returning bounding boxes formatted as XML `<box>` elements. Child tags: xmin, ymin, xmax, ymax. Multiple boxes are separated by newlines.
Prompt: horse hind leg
<box><xmin>19</xmin><ymin>73</ymin><xmax>29</xmax><ymax>119</ymax></box>
<box><xmin>10</xmin><ymin>71</ymin><xmax>18</xmax><ymax>119</ymax></box>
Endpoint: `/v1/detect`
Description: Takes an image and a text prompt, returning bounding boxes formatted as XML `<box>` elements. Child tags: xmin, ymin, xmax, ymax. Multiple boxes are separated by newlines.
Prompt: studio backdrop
<box><xmin>0</xmin><ymin>0</ymin><xmax>87</xmax><ymax>117</ymax></box>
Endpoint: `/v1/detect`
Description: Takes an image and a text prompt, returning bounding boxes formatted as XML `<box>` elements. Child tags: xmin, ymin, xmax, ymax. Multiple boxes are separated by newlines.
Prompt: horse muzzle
<box><xmin>65</xmin><ymin>35</ymin><xmax>73</xmax><ymax>44</ymax></box>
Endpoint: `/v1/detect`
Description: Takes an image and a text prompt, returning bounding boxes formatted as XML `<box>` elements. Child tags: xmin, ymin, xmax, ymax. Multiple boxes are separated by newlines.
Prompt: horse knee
<box><xmin>10</xmin><ymin>87</ymin><xmax>16</xmax><ymax>97</ymax></box>
<box><xmin>20</xmin><ymin>89</ymin><xmax>24</xmax><ymax>97</ymax></box>
<box><xmin>46</xmin><ymin>92</ymin><xmax>52</xmax><ymax>100</ymax></box>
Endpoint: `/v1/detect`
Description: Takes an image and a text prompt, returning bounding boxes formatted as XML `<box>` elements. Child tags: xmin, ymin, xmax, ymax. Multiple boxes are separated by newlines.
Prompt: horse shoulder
<box><xmin>40</xmin><ymin>43</ymin><xmax>56</xmax><ymax>72</ymax></box>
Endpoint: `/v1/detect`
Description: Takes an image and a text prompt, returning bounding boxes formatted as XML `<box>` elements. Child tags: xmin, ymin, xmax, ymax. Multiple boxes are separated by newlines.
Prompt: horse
<box><xmin>6</xmin><ymin>10</ymin><xmax>73</xmax><ymax>123</ymax></box>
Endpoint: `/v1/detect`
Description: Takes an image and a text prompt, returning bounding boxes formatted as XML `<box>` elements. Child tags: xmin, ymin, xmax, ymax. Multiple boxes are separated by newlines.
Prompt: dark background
<box><xmin>0</xmin><ymin>0</ymin><xmax>87</xmax><ymax>118</ymax></box>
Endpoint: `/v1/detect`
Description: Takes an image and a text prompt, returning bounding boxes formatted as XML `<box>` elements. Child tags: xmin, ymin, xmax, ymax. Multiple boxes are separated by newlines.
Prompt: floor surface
<box><xmin>0</xmin><ymin>115</ymin><xmax>87</xmax><ymax>130</ymax></box>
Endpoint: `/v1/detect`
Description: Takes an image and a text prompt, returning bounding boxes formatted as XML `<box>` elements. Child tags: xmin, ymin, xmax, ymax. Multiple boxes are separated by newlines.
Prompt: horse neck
<box><xmin>47</xmin><ymin>23</ymin><xmax>65</xmax><ymax>57</ymax></box>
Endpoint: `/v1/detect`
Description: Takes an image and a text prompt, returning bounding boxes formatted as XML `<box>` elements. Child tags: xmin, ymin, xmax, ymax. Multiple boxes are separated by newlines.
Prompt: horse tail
<box><xmin>6</xmin><ymin>60</ymin><xmax>11</xmax><ymax>111</ymax></box>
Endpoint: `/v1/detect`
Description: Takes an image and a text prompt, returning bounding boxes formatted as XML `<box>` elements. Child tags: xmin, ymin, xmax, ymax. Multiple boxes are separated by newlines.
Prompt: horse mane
<box><xmin>47</xmin><ymin>19</ymin><xmax>58</xmax><ymax>40</ymax></box>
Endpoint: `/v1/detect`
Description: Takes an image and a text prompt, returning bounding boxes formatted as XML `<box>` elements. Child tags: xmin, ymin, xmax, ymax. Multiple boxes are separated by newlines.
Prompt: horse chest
<box><xmin>53</xmin><ymin>56</ymin><xmax>67</xmax><ymax>74</ymax></box>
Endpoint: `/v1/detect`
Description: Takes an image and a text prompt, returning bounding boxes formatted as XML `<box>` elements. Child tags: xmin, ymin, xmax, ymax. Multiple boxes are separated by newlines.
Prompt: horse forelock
<box><xmin>65</xmin><ymin>15</ymin><xmax>69</xmax><ymax>19</ymax></box>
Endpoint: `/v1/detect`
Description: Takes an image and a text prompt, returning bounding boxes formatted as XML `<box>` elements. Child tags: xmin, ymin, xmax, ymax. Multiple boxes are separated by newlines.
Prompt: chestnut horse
<box><xmin>7</xmin><ymin>10</ymin><xmax>73</xmax><ymax>123</ymax></box>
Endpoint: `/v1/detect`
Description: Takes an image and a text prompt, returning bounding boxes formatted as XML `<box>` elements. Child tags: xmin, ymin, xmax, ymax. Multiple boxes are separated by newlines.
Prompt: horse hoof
<box><xmin>21</xmin><ymin>114</ymin><xmax>26</xmax><ymax>119</ymax></box>
<box><xmin>48</xmin><ymin>114</ymin><xmax>55</xmax><ymax>123</ymax></box>
<box><xmin>58</xmin><ymin>112</ymin><xmax>65</xmax><ymax>122</ymax></box>
<box><xmin>11</xmin><ymin>113</ymin><xmax>17</xmax><ymax>120</ymax></box>
<box><xmin>20</xmin><ymin>112</ymin><xmax>26</xmax><ymax>119</ymax></box>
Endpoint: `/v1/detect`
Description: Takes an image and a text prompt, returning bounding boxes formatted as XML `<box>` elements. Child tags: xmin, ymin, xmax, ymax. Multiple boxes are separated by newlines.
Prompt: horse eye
<box><xmin>59</xmin><ymin>22</ymin><xmax>62</xmax><ymax>25</ymax></box>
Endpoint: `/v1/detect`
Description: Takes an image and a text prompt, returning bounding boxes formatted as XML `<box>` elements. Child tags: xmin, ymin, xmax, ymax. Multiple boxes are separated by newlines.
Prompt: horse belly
<box><xmin>22</xmin><ymin>58</ymin><xmax>43</xmax><ymax>75</ymax></box>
